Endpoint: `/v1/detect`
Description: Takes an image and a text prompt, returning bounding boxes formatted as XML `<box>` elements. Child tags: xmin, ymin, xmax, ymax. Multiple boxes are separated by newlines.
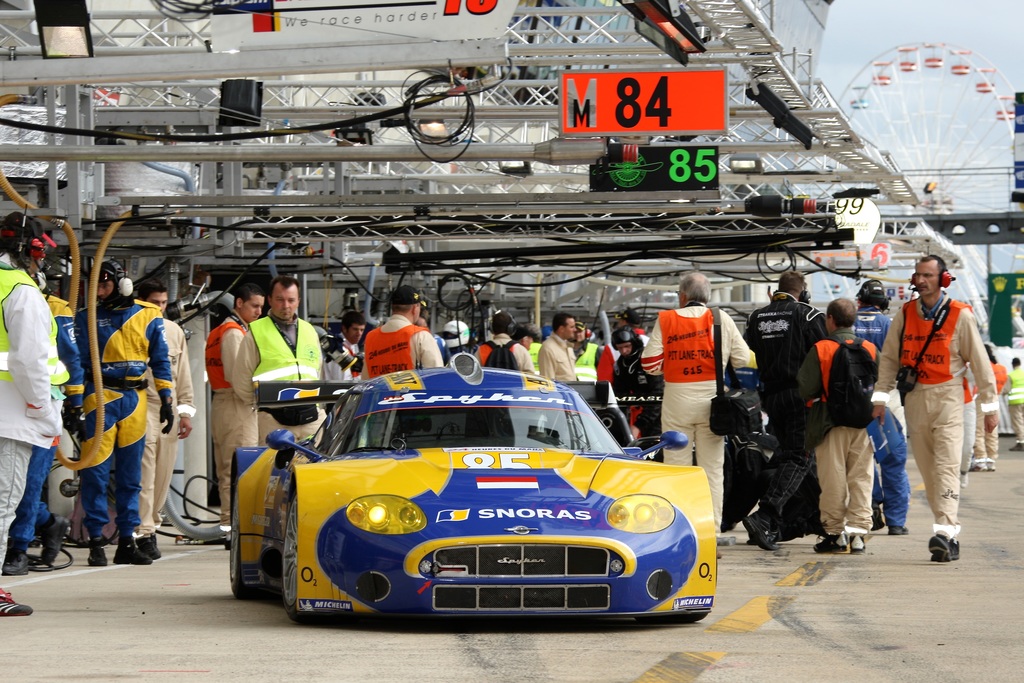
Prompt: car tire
<box><xmin>230</xmin><ymin>489</ymin><xmax>260</xmax><ymax>600</ymax></box>
<box><xmin>282</xmin><ymin>498</ymin><xmax>313</xmax><ymax>623</ymax></box>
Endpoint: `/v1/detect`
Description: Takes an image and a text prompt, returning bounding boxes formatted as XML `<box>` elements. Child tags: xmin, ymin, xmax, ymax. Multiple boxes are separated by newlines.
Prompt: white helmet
<box><xmin>442</xmin><ymin>320</ymin><xmax>470</xmax><ymax>349</ymax></box>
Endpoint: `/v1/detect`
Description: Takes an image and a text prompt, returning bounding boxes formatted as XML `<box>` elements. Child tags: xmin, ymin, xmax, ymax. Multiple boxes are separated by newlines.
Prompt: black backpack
<box><xmin>482</xmin><ymin>340</ymin><xmax>520</xmax><ymax>370</ymax></box>
<box><xmin>826</xmin><ymin>338</ymin><xmax>877</xmax><ymax>429</ymax></box>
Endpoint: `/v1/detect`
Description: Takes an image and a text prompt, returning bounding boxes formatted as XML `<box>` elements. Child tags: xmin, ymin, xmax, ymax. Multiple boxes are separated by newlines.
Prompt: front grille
<box><xmin>433</xmin><ymin>544</ymin><xmax>609</xmax><ymax>577</ymax></box>
<box><xmin>434</xmin><ymin>584</ymin><xmax>610</xmax><ymax>611</ymax></box>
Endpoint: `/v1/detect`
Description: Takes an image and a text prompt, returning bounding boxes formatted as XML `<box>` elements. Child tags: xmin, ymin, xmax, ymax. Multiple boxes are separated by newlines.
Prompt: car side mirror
<box><xmin>267</xmin><ymin>427</ymin><xmax>325</xmax><ymax>464</ymax></box>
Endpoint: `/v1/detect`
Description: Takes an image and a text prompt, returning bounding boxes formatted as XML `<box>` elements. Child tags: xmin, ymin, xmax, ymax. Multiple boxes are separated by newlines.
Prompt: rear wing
<box><xmin>253</xmin><ymin>381</ymin><xmax>357</xmax><ymax>409</ymax></box>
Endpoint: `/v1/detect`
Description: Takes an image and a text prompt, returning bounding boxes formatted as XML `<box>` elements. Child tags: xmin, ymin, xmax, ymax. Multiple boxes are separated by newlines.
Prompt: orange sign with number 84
<box><xmin>560</xmin><ymin>69</ymin><xmax>727</xmax><ymax>136</ymax></box>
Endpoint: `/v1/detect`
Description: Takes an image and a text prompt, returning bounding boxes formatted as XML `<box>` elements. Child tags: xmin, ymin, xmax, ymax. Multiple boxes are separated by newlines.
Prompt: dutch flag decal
<box><xmin>476</xmin><ymin>476</ymin><xmax>539</xmax><ymax>490</ymax></box>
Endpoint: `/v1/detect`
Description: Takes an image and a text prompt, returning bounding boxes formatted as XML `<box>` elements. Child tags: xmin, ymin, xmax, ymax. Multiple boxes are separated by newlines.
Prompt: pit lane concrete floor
<box><xmin>4</xmin><ymin>438</ymin><xmax>1024</xmax><ymax>683</ymax></box>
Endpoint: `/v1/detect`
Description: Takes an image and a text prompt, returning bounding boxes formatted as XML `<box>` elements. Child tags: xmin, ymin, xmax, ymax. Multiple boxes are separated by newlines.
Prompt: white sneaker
<box><xmin>849</xmin><ymin>535</ymin><xmax>866</xmax><ymax>554</ymax></box>
<box><xmin>960</xmin><ymin>472</ymin><xmax>969</xmax><ymax>488</ymax></box>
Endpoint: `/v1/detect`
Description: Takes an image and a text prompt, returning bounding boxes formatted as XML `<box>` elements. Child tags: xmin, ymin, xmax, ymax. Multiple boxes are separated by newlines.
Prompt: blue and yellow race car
<box><xmin>230</xmin><ymin>354</ymin><xmax>717</xmax><ymax>623</ymax></box>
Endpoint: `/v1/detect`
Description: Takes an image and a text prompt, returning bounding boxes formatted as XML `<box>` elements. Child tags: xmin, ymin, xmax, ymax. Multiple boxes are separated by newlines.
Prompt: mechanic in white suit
<box><xmin>641</xmin><ymin>272</ymin><xmax>751</xmax><ymax>536</ymax></box>
<box><xmin>0</xmin><ymin>212</ymin><xmax>65</xmax><ymax>616</ymax></box>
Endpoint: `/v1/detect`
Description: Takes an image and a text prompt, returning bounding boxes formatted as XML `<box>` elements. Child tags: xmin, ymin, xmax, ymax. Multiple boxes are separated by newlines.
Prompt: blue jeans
<box><xmin>8</xmin><ymin>444</ymin><xmax>56</xmax><ymax>552</ymax></box>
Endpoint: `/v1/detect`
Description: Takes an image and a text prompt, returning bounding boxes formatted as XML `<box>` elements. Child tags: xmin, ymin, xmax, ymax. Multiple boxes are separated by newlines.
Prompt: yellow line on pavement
<box><xmin>705</xmin><ymin>595</ymin><xmax>794</xmax><ymax>633</ymax></box>
<box><xmin>775</xmin><ymin>561</ymin><xmax>833</xmax><ymax>587</ymax></box>
<box><xmin>914</xmin><ymin>482</ymin><xmax>926</xmax><ymax>491</ymax></box>
<box><xmin>630</xmin><ymin>652</ymin><xmax>727</xmax><ymax>683</ymax></box>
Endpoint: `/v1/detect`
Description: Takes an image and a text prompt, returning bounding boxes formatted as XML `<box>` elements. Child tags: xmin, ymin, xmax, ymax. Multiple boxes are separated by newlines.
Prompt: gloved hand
<box><xmin>160</xmin><ymin>397</ymin><xmax>175</xmax><ymax>434</ymax></box>
<box><xmin>63</xmin><ymin>404</ymin><xmax>85</xmax><ymax>440</ymax></box>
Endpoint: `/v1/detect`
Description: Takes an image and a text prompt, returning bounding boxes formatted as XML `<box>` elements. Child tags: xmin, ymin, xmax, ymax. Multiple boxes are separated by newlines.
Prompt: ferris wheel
<box><xmin>840</xmin><ymin>43</ymin><xmax>1015</xmax><ymax>213</ymax></box>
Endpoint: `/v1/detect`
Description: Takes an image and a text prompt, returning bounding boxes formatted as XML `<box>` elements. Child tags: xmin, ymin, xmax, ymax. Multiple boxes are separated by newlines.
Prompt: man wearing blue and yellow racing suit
<box><xmin>75</xmin><ymin>261</ymin><xmax>174</xmax><ymax>567</ymax></box>
<box><xmin>854</xmin><ymin>279</ymin><xmax>910</xmax><ymax>536</ymax></box>
<box><xmin>2</xmin><ymin>284</ymin><xmax>84</xmax><ymax>576</ymax></box>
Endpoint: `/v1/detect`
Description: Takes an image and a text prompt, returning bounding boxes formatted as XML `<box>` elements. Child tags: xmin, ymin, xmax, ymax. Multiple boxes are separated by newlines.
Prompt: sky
<box><xmin>816</xmin><ymin>0</ymin><xmax>1023</xmax><ymax>99</ymax></box>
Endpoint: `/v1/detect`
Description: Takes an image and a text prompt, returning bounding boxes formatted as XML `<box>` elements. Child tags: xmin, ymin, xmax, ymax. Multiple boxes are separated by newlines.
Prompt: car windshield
<box><xmin>337</xmin><ymin>405</ymin><xmax>622</xmax><ymax>455</ymax></box>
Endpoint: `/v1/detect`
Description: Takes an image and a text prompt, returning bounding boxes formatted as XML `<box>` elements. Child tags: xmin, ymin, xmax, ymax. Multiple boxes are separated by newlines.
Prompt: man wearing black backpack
<box><xmin>798</xmin><ymin>298</ymin><xmax>878</xmax><ymax>554</ymax></box>
<box><xmin>477</xmin><ymin>311</ymin><xmax>535</xmax><ymax>373</ymax></box>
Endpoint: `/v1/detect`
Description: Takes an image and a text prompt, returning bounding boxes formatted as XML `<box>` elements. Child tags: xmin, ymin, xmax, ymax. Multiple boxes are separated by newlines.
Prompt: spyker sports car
<box><xmin>230</xmin><ymin>354</ymin><xmax>717</xmax><ymax>623</ymax></box>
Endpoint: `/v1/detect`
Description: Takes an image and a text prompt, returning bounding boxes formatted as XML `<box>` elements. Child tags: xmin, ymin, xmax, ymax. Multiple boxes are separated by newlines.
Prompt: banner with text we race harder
<box><xmin>212</xmin><ymin>0</ymin><xmax>519</xmax><ymax>50</ymax></box>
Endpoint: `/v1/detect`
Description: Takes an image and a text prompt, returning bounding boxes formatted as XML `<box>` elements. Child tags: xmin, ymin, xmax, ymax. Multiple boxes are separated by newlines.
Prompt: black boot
<box><xmin>2</xmin><ymin>548</ymin><xmax>28</xmax><ymax>576</ymax></box>
<box><xmin>113</xmin><ymin>537</ymin><xmax>153</xmax><ymax>566</ymax></box>
<box><xmin>136</xmin><ymin>535</ymin><xmax>161</xmax><ymax>561</ymax></box>
<box><xmin>39</xmin><ymin>514</ymin><xmax>70</xmax><ymax>566</ymax></box>
<box><xmin>88</xmin><ymin>537</ymin><xmax>108</xmax><ymax>567</ymax></box>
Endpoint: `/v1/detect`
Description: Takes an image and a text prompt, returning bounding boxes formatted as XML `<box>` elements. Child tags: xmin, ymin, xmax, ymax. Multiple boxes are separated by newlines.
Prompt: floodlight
<box><xmin>728</xmin><ymin>153</ymin><xmax>762</xmax><ymax>174</ymax></box>
<box><xmin>745</xmin><ymin>81</ymin><xmax>815</xmax><ymax>150</ymax></box>
<box><xmin>34</xmin><ymin>0</ymin><xmax>93</xmax><ymax>59</ymax></box>
<box><xmin>617</xmin><ymin>0</ymin><xmax>706</xmax><ymax>66</ymax></box>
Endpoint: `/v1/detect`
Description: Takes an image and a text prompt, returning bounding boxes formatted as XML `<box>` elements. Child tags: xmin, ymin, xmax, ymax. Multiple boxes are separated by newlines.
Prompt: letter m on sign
<box><xmin>565</xmin><ymin>77</ymin><xmax>597</xmax><ymax>130</ymax></box>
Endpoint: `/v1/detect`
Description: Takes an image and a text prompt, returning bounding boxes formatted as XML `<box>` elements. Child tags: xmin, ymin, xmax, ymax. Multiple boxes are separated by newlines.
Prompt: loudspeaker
<box><xmin>218</xmin><ymin>79</ymin><xmax>264</xmax><ymax>127</ymax></box>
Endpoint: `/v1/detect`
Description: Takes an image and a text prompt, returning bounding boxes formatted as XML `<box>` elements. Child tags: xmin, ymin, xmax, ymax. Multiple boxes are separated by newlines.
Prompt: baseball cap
<box><xmin>391</xmin><ymin>285</ymin><xmax>427</xmax><ymax>307</ymax></box>
<box><xmin>615</xmin><ymin>308</ymin><xmax>641</xmax><ymax>326</ymax></box>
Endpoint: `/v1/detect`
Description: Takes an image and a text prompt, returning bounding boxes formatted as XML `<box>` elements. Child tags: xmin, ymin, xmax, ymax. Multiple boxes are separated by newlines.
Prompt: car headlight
<box><xmin>607</xmin><ymin>494</ymin><xmax>675</xmax><ymax>533</ymax></box>
<box><xmin>346</xmin><ymin>495</ymin><xmax>427</xmax><ymax>534</ymax></box>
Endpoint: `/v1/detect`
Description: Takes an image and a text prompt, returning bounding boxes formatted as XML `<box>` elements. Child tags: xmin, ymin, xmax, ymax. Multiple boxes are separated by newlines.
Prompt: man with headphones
<box><xmin>75</xmin><ymin>260</ymin><xmax>174</xmax><ymax>567</ymax></box>
<box><xmin>742</xmin><ymin>270</ymin><xmax>827</xmax><ymax>551</ymax></box>
<box><xmin>0</xmin><ymin>212</ymin><xmax>65</xmax><ymax>615</ymax></box>
<box><xmin>872</xmin><ymin>255</ymin><xmax>998</xmax><ymax>563</ymax></box>
<box><xmin>476</xmin><ymin>310</ymin><xmax>535</xmax><ymax>373</ymax></box>
<box><xmin>854</xmin><ymin>280</ymin><xmax>911</xmax><ymax>536</ymax></box>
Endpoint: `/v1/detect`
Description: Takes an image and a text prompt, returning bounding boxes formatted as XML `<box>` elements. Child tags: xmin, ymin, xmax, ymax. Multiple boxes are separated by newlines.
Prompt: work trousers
<box><xmin>8</xmin><ymin>443</ymin><xmax>57</xmax><ymax>552</ymax></box>
<box><xmin>1010</xmin><ymin>403</ymin><xmax>1024</xmax><ymax>441</ymax></box>
<box><xmin>212</xmin><ymin>390</ymin><xmax>259</xmax><ymax>526</ymax></box>
<box><xmin>0</xmin><ymin>438</ymin><xmax>32</xmax><ymax>551</ymax></box>
<box><xmin>816</xmin><ymin>426</ymin><xmax>874</xmax><ymax>535</ymax></box>
<box><xmin>661</xmin><ymin>404</ymin><xmax>725</xmax><ymax>533</ymax></box>
<box><xmin>80</xmin><ymin>385</ymin><xmax>147</xmax><ymax>539</ymax></box>
<box><xmin>904</xmin><ymin>383</ymin><xmax>963</xmax><ymax>535</ymax></box>
<box><xmin>867</xmin><ymin>410</ymin><xmax>910</xmax><ymax>527</ymax></box>
<box><xmin>137</xmin><ymin>405</ymin><xmax>177</xmax><ymax>536</ymax></box>
<box><xmin>973</xmin><ymin>407</ymin><xmax>1000</xmax><ymax>460</ymax></box>
<box><xmin>758</xmin><ymin>388</ymin><xmax>813</xmax><ymax>524</ymax></box>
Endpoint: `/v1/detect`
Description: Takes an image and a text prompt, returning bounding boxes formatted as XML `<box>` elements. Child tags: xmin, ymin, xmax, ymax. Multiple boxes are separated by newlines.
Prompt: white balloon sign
<box><xmin>836</xmin><ymin>197</ymin><xmax>882</xmax><ymax>245</ymax></box>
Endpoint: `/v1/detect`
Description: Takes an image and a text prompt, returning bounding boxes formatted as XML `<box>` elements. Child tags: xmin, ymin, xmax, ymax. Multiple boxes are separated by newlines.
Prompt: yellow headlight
<box><xmin>346</xmin><ymin>495</ymin><xmax>427</xmax><ymax>535</ymax></box>
<box><xmin>606</xmin><ymin>494</ymin><xmax>675</xmax><ymax>533</ymax></box>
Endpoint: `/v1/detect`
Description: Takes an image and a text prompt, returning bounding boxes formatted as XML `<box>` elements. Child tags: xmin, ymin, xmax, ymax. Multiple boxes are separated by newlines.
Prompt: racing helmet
<box><xmin>610</xmin><ymin>326</ymin><xmax>641</xmax><ymax>354</ymax></box>
<box><xmin>856</xmin><ymin>279</ymin><xmax>889</xmax><ymax>312</ymax></box>
<box><xmin>441</xmin><ymin>320</ymin><xmax>471</xmax><ymax>349</ymax></box>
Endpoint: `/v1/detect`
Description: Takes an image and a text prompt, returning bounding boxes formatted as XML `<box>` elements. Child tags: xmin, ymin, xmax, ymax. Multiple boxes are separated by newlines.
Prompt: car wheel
<box><xmin>282</xmin><ymin>498</ymin><xmax>311</xmax><ymax>622</ymax></box>
<box><xmin>230</xmin><ymin>489</ymin><xmax>259</xmax><ymax>600</ymax></box>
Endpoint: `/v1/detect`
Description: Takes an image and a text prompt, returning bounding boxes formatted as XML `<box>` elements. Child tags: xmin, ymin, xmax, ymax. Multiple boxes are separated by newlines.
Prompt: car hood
<box><xmin>298</xmin><ymin>446</ymin><xmax>615</xmax><ymax>501</ymax></box>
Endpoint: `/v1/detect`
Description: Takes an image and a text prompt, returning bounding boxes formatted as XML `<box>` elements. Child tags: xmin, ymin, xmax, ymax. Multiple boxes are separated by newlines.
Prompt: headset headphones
<box><xmin>769</xmin><ymin>287</ymin><xmax>811</xmax><ymax>304</ymax></box>
<box><xmin>910</xmin><ymin>255</ymin><xmax>955</xmax><ymax>290</ymax></box>
<box><xmin>99</xmin><ymin>260</ymin><xmax>134</xmax><ymax>297</ymax></box>
<box><xmin>856</xmin><ymin>279</ymin><xmax>890</xmax><ymax>311</ymax></box>
<box><xmin>493</xmin><ymin>309</ymin><xmax>517</xmax><ymax>338</ymax></box>
<box><xmin>0</xmin><ymin>212</ymin><xmax>54</xmax><ymax>265</ymax></box>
